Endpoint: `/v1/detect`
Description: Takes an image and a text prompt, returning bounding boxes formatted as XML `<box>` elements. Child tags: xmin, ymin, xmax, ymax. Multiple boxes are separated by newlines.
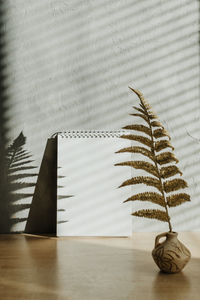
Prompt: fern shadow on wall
<box><xmin>5</xmin><ymin>131</ymin><xmax>37</xmax><ymax>233</ymax></box>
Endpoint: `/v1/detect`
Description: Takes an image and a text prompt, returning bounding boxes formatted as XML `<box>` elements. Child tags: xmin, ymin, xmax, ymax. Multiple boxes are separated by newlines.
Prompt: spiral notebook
<box><xmin>57</xmin><ymin>131</ymin><xmax>132</xmax><ymax>236</ymax></box>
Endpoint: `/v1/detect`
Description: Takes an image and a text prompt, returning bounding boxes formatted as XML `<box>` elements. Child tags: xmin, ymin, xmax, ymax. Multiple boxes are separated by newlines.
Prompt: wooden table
<box><xmin>0</xmin><ymin>233</ymin><xmax>199</xmax><ymax>300</ymax></box>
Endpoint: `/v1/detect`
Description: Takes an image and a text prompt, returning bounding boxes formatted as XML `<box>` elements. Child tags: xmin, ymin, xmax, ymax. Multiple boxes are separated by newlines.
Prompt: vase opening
<box><xmin>167</xmin><ymin>231</ymin><xmax>178</xmax><ymax>237</ymax></box>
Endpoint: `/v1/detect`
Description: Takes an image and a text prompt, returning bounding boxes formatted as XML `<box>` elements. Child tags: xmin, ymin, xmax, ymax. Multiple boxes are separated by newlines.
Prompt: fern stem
<box><xmin>141</xmin><ymin>101</ymin><xmax>172</xmax><ymax>232</ymax></box>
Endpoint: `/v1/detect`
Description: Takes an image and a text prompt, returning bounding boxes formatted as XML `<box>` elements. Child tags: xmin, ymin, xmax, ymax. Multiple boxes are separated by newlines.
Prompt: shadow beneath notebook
<box><xmin>25</xmin><ymin>138</ymin><xmax>57</xmax><ymax>234</ymax></box>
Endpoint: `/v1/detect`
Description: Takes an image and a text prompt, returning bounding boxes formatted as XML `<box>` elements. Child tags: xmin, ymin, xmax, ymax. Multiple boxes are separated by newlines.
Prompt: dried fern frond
<box><xmin>129</xmin><ymin>87</ymin><xmax>152</xmax><ymax>111</ymax></box>
<box><xmin>164</xmin><ymin>178</ymin><xmax>188</xmax><ymax>193</ymax></box>
<box><xmin>115</xmin><ymin>161</ymin><xmax>158</xmax><ymax>177</ymax></box>
<box><xmin>120</xmin><ymin>134</ymin><xmax>152</xmax><ymax>148</ymax></box>
<box><xmin>156</xmin><ymin>152</ymin><xmax>178</xmax><ymax>165</ymax></box>
<box><xmin>153</xmin><ymin>128</ymin><xmax>171</xmax><ymax>140</ymax></box>
<box><xmin>155</xmin><ymin>140</ymin><xmax>174</xmax><ymax>152</ymax></box>
<box><xmin>122</xmin><ymin>124</ymin><xmax>151</xmax><ymax>136</ymax></box>
<box><xmin>151</xmin><ymin>120</ymin><xmax>164</xmax><ymax>128</ymax></box>
<box><xmin>119</xmin><ymin>176</ymin><xmax>162</xmax><ymax>192</ymax></box>
<box><xmin>115</xmin><ymin>146</ymin><xmax>154</xmax><ymax>161</ymax></box>
<box><xmin>148</xmin><ymin>113</ymin><xmax>158</xmax><ymax>120</ymax></box>
<box><xmin>167</xmin><ymin>193</ymin><xmax>190</xmax><ymax>207</ymax></box>
<box><xmin>129</xmin><ymin>88</ymin><xmax>159</xmax><ymax>124</ymax></box>
<box><xmin>132</xmin><ymin>209</ymin><xmax>168</xmax><ymax>222</ymax></box>
<box><xmin>129</xmin><ymin>87</ymin><xmax>146</xmax><ymax>103</ymax></box>
<box><xmin>130</xmin><ymin>113</ymin><xmax>149</xmax><ymax>123</ymax></box>
<box><xmin>160</xmin><ymin>165</ymin><xmax>182</xmax><ymax>179</ymax></box>
<box><xmin>132</xmin><ymin>106</ymin><xmax>147</xmax><ymax>115</ymax></box>
<box><xmin>124</xmin><ymin>192</ymin><xmax>165</xmax><ymax>207</ymax></box>
<box><xmin>116</xmin><ymin>87</ymin><xmax>190</xmax><ymax>232</ymax></box>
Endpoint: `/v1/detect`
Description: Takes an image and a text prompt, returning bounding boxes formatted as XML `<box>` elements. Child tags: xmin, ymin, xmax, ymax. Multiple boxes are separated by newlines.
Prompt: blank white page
<box><xmin>57</xmin><ymin>131</ymin><xmax>132</xmax><ymax>236</ymax></box>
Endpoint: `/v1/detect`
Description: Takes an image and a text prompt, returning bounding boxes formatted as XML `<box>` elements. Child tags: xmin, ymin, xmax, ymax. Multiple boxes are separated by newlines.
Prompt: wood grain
<box><xmin>0</xmin><ymin>233</ymin><xmax>199</xmax><ymax>300</ymax></box>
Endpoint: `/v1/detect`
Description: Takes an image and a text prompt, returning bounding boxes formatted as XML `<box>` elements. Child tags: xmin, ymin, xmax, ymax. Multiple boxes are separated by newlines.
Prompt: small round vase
<box><xmin>152</xmin><ymin>232</ymin><xmax>191</xmax><ymax>273</ymax></box>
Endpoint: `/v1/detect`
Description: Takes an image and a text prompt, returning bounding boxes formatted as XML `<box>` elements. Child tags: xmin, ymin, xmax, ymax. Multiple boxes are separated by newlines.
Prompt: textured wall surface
<box><xmin>0</xmin><ymin>0</ymin><xmax>200</xmax><ymax>232</ymax></box>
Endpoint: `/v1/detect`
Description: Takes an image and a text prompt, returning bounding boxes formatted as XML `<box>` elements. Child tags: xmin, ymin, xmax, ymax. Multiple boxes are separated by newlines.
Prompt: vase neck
<box><xmin>166</xmin><ymin>232</ymin><xmax>178</xmax><ymax>239</ymax></box>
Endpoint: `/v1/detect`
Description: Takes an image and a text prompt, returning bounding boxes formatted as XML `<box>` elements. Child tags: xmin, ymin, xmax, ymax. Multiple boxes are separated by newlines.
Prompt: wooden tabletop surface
<box><xmin>0</xmin><ymin>232</ymin><xmax>199</xmax><ymax>300</ymax></box>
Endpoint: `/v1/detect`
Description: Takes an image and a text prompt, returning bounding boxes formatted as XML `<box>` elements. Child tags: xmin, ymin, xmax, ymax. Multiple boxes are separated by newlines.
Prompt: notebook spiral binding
<box><xmin>51</xmin><ymin>130</ymin><xmax>127</xmax><ymax>138</ymax></box>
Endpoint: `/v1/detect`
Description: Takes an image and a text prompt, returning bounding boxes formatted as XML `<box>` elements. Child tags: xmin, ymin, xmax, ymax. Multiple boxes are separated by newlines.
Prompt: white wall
<box><xmin>1</xmin><ymin>0</ymin><xmax>200</xmax><ymax>232</ymax></box>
